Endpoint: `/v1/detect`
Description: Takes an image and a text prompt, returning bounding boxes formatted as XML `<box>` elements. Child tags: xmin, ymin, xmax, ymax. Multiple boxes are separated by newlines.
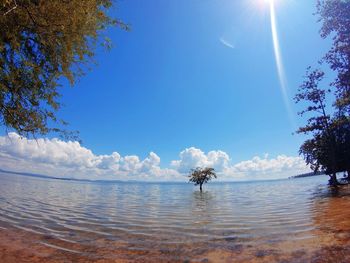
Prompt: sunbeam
<box><xmin>269</xmin><ymin>1</ymin><xmax>296</xmax><ymax>128</ymax></box>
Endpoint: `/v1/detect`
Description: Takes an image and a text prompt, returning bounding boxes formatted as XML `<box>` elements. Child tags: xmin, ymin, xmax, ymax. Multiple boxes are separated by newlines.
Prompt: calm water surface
<box><xmin>0</xmin><ymin>172</ymin><xmax>349</xmax><ymax>262</ymax></box>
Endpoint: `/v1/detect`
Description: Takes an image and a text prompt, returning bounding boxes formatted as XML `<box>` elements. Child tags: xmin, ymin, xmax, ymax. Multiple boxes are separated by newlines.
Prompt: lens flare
<box><xmin>269</xmin><ymin>1</ymin><xmax>295</xmax><ymax>128</ymax></box>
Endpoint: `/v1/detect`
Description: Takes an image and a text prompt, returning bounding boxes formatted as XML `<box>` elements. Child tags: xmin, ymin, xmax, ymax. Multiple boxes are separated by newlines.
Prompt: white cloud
<box><xmin>171</xmin><ymin>147</ymin><xmax>310</xmax><ymax>180</ymax></box>
<box><xmin>0</xmin><ymin>133</ymin><xmax>182</xmax><ymax>181</ymax></box>
<box><xmin>219</xmin><ymin>37</ymin><xmax>235</xmax><ymax>49</ymax></box>
<box><xmin>171</xmin><ymin>147</ymin><xmax>230</xmax><ymax>173</ymax></box>
<box><xmin>228</xmin><ymin>155</ymin><xmax>310</xmax><ymax>180</ymax></box>
<box><xmin>0</xmin><ymin>133</ymin><xmax>310</xmax><ymax>181</ymax></box>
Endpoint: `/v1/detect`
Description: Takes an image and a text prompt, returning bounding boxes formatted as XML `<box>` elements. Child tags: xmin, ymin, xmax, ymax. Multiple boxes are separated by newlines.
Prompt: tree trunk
<box><xmin>199</xmin><ymin>183</ymin><xmax>203</xmax><ymax>192</ymax></box>
<box><xmin>329</xmin><ymin>173</ymin><xmax>338</xmax><ymax>186</ymax></box>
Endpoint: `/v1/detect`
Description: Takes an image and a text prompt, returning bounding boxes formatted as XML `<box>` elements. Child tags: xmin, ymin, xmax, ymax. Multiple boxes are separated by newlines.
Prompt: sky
<box><xmin>0</xmin><ymin>0</ymin><xmax>334</xmax><ymax>181</ymax></box>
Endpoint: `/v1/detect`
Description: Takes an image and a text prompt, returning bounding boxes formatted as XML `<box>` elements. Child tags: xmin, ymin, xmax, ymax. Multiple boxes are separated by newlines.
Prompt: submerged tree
<box><xmin>296</xmin><ymin>0</ymin><xmax>350</xmax><ymax>186</ymax></box>
<box><xmin>0</xmin><ymin>0</ymin><xmax>128</xmax><ymax>138</ymax></box>
<box><xmin>188</xmin><ymin>167</ymin><xmax>217</xmax><ymax>192</ymax></box>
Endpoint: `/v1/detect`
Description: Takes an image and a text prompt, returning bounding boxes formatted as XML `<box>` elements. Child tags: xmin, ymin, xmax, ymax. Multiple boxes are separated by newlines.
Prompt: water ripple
<box><xmin>1</xmin><ymin>172</ymin><xmax>349</xmax><ymax>261</ymax></box>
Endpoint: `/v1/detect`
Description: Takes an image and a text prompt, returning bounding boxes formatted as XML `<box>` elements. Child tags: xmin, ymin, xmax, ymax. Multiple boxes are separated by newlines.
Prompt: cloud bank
<box><xmin>0</xmin><ymin>133</ymin><xmax>310</xmax><ymax>181</ymax></box>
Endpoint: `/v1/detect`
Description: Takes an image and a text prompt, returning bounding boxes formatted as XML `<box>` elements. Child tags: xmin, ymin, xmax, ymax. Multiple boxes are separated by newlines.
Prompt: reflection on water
<box><xmin>0</xmin><ymin>172</ymin><xmax>350</xmax><ymax>262</ymax></box>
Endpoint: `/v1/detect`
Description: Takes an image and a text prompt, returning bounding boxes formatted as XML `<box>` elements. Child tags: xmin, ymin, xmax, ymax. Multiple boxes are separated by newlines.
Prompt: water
<box><xmin>0</xmin><ymin>171</ymin><xmax>349</xmax><ymax>262</ymax></box>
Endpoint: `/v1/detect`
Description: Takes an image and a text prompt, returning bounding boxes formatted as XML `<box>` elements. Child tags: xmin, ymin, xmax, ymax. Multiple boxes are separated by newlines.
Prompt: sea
<box><xmin>0</xmin><ymin>171</ymin><xmax>349</xmax><ymax>262</ymax></box>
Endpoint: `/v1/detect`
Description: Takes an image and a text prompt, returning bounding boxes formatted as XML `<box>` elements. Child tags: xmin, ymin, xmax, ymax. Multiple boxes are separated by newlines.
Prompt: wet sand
<box><xmin>1</xmin><ymin>185</ymin><xmax>350</xmax><ymax>262</ymax></box>
<box><xmin>0</xmin><ymin>222</ymin><xmax>350</xmax><ymax>263</ymax></box>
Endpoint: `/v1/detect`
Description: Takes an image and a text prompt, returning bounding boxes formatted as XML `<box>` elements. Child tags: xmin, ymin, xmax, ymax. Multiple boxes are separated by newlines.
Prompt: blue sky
<box><xmin>0</xmin><ymin>0</ymin><xmax>334</xmax><ymax>180</ymax></box>
<box><xmin>61</xmin><ymin>0</ymin><xmax>329</xmax><ymax>161</ymax></box>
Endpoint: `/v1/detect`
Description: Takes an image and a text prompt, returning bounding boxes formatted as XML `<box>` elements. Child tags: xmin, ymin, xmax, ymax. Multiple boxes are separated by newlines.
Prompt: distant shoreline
<box><xmin>289</xmin><ymin>171</ymin><xmax>326</xmax><ymax>179</ymax></box>
<box><xmin>0</xmin><ymin>168</ymin><xmax>325</xmax><ymax>185</ymax></box>
<box><xmin>0</xmin><ymin>169</ymin><xmax>125</xmax><ymax>183</ymax></box>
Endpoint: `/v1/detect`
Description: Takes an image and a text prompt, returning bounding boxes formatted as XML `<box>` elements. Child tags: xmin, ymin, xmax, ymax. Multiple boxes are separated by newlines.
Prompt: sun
<box><xmin>264</xmin><ymin>0</ymin><xmax>275</xmax><ymax>4</ymax></box>
<box><xmin>255</xmin><ymin>0</ymin><xmax>278</xmax><ymax>9</ymax></box>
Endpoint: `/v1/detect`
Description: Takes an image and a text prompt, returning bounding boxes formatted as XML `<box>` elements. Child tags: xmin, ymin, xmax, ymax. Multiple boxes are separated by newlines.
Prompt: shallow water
<box><xmin>0</xmin><ymin>172</ymin><xmax>350</xmax><ymax>262</ymax></box>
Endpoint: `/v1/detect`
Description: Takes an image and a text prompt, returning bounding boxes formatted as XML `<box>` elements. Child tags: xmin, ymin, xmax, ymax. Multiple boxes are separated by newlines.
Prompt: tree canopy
<box><xmin>318</xmin><ymin>0</ymin><xmax>350</xmax><ymax>114</ymax></box>
<box><xmin>295</xmin><ymin>0</ymin><xmax>350</xmax><ymax>185</ymax></box>
<box><xmin>0</xmin><ymin>0</ymin><xmax>128</xmax><ymax>138</ymax></box>
<box><xmin>188</xmin><ymin>167</ymin><xmax>217</xmax><ymax>192</ymax></box>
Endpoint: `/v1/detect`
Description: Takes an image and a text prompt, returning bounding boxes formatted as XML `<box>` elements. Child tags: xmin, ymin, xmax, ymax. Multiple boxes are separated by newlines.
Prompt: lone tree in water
<box><xmin>0</xmin><ymin>0</ymin><xmax>128</xmax><ymax>139</ymax></box>
<box><xmin>188</xmin><ymin>167</ymin><xmax>217</xmax><ymax>192</ymax></box>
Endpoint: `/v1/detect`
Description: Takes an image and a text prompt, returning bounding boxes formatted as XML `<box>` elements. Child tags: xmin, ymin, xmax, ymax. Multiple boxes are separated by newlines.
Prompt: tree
<box><xmin>317</xmin><ymin>0</ymin><xmax>350</xmax><ymax>115</ymax></box>
<box><xmin>333</xmin><ymin>116</ymin><xmax>350</xmax><ymax>180</ymax></box>
<box><xmin>299</xmin><ymin>129</ymin><xmax>344</xmax><ymax>185</ymax></box>
<box><xmin>0</xmin><ymin>0</ymin><xmax>128</xmax><ymax>138</ymax></box>
<box><xmin>318</xmin><ymin>0</ymin><xmax>350</xmax><ymax>180</ymax></box>
<box><xmin>295</xmin><ymin>69</ymin><xmax>341</xmax><ymax>185</ymax></box>
<box><xmin>296</xmin><ymin>0</ymin><xmax>350</xmax><ymax>185</ymax></box>
<box><xmin>188</xmin><ymin>167</ymin><xmax>217</xmax><ymax>192</ymax></box>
